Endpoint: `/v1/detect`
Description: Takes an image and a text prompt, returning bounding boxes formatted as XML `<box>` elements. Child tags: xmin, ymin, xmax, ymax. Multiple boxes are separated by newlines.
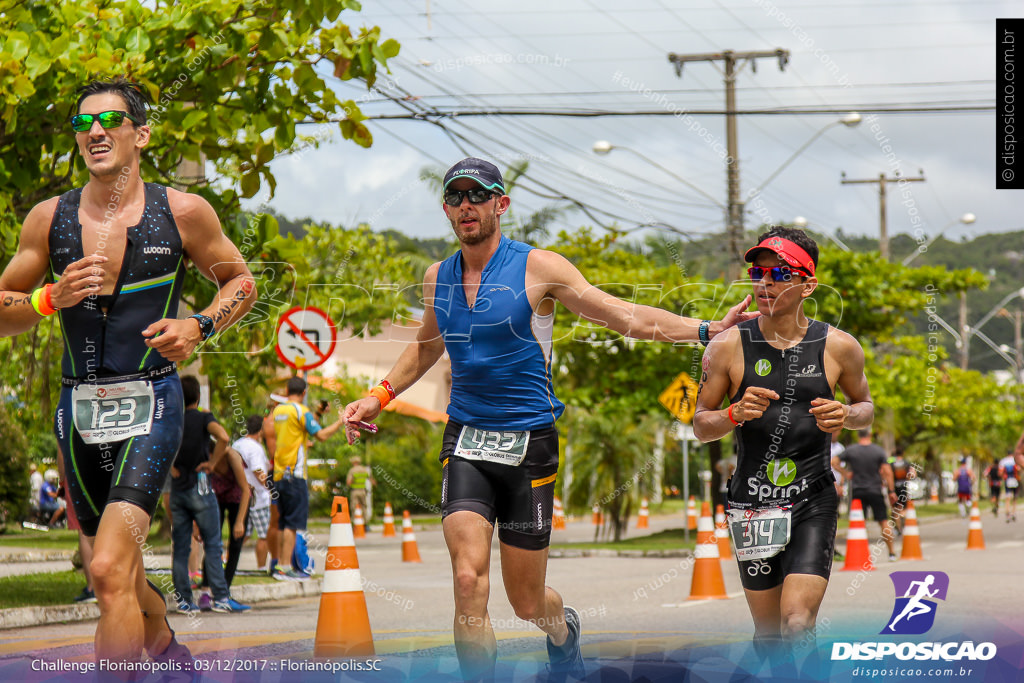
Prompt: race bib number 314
<box><xmin>728</xmin><ymin>507</ymin><xmax>792</xmax><ymax>561</ymax></box>
<box><xmin>454</xmin><ymin>426</ymin><xmax>529</xmax><ymax>466</ymax></box>
<box><xmin>72</xmin><ymin>380</ymin><xmax>155</xmax><ymax>445</ymax></box>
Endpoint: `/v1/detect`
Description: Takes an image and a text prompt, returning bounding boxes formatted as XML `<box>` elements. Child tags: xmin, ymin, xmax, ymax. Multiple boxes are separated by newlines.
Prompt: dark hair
<box><xmin>286</xmin><ymin>376</ymin><xmax>307</xmax><ymax>396</ymax></box>
<box><xmin>857</xmin><ymin>428</ymin><xmax>872</xmax><ymax>439</ymax></box>
<box><xmin>181</xmin><ymin>375</ymin><xmax>201</xmax><ymax>406</ymax></box>
<box><xmin>245</xmin><ymin>414</ymin><xmax>264</xmax><ymax>436</ymax></box>
<box><xmin>76</xmin><ymin>77</ymin><xmax>150</xmax><ymax>125</ymax></box>
<box><xmin>756</xmin><ymin>226</ymin><xmax>820</xmax><ymax>268</ymax></box>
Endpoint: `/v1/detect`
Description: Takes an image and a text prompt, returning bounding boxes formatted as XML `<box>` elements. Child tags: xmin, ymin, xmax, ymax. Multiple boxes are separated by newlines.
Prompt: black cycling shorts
<box><xmin>852</xmin><ymin>489</ymin><xmax>888</xmax><ymax>522</ymax></box>
<box><xmin>440</xmin><ymin>420</ymin><xmax>558</xmax><ymax>551</ymax></box>
<box><xmin>732</xmin><ymin>485</ymin><xmax>839</xmax><ymax>591</ymax></box>
<box><xmin>55</xmin><ymin>374</ymin><xmax>185</xmax><ymax>537</ymax></box>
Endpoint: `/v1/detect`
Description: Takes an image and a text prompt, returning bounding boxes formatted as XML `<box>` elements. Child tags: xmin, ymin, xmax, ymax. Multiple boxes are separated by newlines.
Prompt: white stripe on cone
<box><xmin>850</xmin><ymin>508</ymin><xmax>865</xmax><ymax>522</ymax></box>
<box><xmin>847</xmin><ymin>528</ymin><xmax>868</xmax><ymax>540</ymax></box>
<box><xmin>694</xmin><ymin>544</ymin><xmax>721</xmax><ymax>559</ymax></box>
<box><xmin>697</xmin><ymin>518</ymin><xmax>714</xmax><ymax>532</ymax></box>
<box><xmin>969</xmin><ymin>522</ymin><xmax>983</xmax><ymax>530</ymax></box>
<box><xmin>323</xmin><ymin>568</ymin><xmax>364</xmax><ymax>594</ymax></box>
<box><xmin>904</xmin><ymin>526</ymin><xmax>920</xmax><ymax>536</ymax></box>
<box><xmin>403</xmin><ymin>533</ymin><xmax>416</xmax><ymax>541</ymax></box>
<box><xmin>329</xmin><ymin>524</ymin><xmax>356</xmax><ymax>547</ymax></box>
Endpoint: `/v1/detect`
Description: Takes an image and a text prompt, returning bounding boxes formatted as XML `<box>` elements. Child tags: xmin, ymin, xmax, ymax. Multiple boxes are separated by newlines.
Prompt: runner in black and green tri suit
<box><xmin>694</xmin><ymin>227</ymin><xmax>873</xmax><ymax>664</ymax></box>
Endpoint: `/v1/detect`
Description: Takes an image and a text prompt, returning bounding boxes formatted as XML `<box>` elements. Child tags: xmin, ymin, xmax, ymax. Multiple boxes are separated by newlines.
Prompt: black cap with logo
<box><xmin>442</xmin><ymin>157</ymin><xmax>506</xmax><ymax>194</ymax></box>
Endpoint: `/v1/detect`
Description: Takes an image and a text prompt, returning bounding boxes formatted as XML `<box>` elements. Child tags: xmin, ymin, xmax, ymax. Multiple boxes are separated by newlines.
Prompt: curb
<box><xmin>549</xmin><ymin>548</ymin><xmax>694</xmax><ymax>559</ymax></box>
<box><xmin>0</xmin><ymin>577</ymin><xmax>323</xmax><ymax>630</ymax></box>
<box><xmin>0</xmin><ymin>550</ymin><xmax>75</xmax><ymax>564</ymax></box>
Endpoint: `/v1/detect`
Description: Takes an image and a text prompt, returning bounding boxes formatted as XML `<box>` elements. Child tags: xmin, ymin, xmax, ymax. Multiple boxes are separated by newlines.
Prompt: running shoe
<box><xmin>73</xmin><ymin>587</ymin><xmax>97</xmax><ymax>604</ymax></box>
<box><xmin>212</xmin><ymin>597</ymin><xmax>251</xmax><ymax>613</ymax></box>
<box><xmin>888</xmin><ymin>553</ymin><xmax>898</xmax><ymax>562</ymax></box>
<box><xmin>546</xmin><ymin>605</ymin><xmax>585</xmax><ymax>681</ymax></box>
<box><xmin>283</xmin><ymin>568</ymin><xmax>310</xmax><ymax>581</ymax></box>
<box><xmin>197</xmin><ymin>593</ymin><xmax>213</xmax><ymax>612</ymax></box>
<box><xmin>176</xmin><ymin>600</ymin><xmax>199</xmax><ymax>614</ymax></box>
<box><xmin>271</xmin><ymin>566</ymin><xmax>291</xmax><ymax>581</ymax></box>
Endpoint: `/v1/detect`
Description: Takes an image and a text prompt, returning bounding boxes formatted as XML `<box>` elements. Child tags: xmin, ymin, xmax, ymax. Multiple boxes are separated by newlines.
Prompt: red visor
<box><xmin>744</xmin><ymin>237</ymin><xmax>815</xmax><ymax>276</ymax></box>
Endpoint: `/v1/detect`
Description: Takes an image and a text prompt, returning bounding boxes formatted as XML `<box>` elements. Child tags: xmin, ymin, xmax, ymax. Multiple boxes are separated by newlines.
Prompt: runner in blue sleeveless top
<box><xmin>0</xmin><ymin>78</ymin><xmax>255</xmax><ymax>668</ymax></box>
<box><xmin>694</xmin><ymin>227</ymin><xmax>873</xmax><ymax>671</ymax></box>
<box><xmin>344</xmin><ymin>157</ymin><xmax>758</xmax><ymax>682</ymax></box>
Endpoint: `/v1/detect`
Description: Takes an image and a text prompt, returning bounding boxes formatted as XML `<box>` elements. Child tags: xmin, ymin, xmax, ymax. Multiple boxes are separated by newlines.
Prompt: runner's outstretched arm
<box><xmin>342</xmin><ymin>263</ymin><xmax>446</xmax><ymax>443</ymax></box>
<box><xmin>531</xmin><ymin>250</ymin><xmax>757</xmax><ymax>343</ymax></box>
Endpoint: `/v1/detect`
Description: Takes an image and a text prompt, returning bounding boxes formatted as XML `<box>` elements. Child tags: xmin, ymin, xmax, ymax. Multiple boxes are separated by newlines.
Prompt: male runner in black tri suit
<box><xmin>0</xmin><ymin>78</ymin><xmax>255</xmax><ymax>667</ymax></box>
<box><xmin>694</xmin><ymin>227</ymin><xmax>873</xmax><ymax>666</ymax></box>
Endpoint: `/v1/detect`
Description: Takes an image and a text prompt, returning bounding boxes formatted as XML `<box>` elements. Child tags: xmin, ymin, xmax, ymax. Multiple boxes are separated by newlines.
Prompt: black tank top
<box><xmin>48</xmin><ymin>183</ymin><xmax>186</xmax><ymax>379</ymax></box>
<box><xmin>728</xmin><ymin>318</ymin><xmax>833</xmax><ymax>507</ymax></box>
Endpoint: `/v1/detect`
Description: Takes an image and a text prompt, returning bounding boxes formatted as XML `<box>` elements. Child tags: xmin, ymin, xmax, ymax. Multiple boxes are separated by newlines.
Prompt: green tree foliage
<box><xmin>0</xmin><ymin>399</ymin><xmax>31</xmax><ymax>531</ymax></box>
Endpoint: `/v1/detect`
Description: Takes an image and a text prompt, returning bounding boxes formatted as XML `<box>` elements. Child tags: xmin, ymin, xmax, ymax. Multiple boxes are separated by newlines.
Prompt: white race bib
<box><xmin>454</xmin><ymin>426</ymin><xmax>530</xmax><ymax>466</ymax></box>
<box><xmin>728</xmin><ymin>506</ymin><xmax>793</xmax><ymax>561</ymax></box>
<box><xmin>71</xmin><ymin>380</ymin><xmax>155</xmax><ymax>445</ymax></box>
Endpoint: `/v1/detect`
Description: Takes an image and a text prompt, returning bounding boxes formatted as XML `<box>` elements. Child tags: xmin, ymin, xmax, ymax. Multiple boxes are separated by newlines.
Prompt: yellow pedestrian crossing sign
<box><xmin>658</xmin><ymin>372</ymin><xmax>699</xmax><ymax>423</ymax></box>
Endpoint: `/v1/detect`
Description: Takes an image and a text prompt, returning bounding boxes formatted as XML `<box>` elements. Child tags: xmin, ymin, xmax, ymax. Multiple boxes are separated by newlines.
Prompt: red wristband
<box><xmin>379</xmin><ymin>379</ymin><xmax>396</xmax><ymax>401</ymax></box>
<box><xmin>728</xmin><ymin>404</ymin><xmax>743</xmax><ymax>426</ymax></box>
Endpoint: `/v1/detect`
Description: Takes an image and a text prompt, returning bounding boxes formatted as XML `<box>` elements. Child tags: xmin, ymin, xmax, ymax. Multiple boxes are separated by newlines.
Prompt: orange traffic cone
<box><xmin>381</xmin><ymin>502</ymin><xmax>396</xmax><ymax>538</ymax></box>
<box><xmin>685</xmin><ymin>496</ymin><xmax>698</xmax><ymax>530</ymax></box>
<box><xmin>966</xmin><ymin>501</ymin><xmax>986</xmax><ymax>550</ymax></box>
<box><xmin>592</xmin><ymin>504</ymin><xmax>604</xmax><ymax>526</ymax></box>
<box><xmin>552</xmin><ymin>497</ymin><xmax>566</xmax><ymax>530</ymax></box>
<box><xmin>313</xmin><ymin>497</ymin><xmax>374</xmax><ymax>656</ymax></box>
<box><xmin>402</xmin><ymin>510</ymin><xmax>422</xmax><ymax>563</ymax></box>
<box><xmin>688</xmin><ymin>501</ymin><xmax>729</xmax><ymax>600</ymax></box>
<box><xmin>842</xmin><ymin>499</ymin><xmax>874</xmax><ymax>571</ymax></box>
<box><xmin>637</xmin><ymin>498</ymin><xmax>650</xmax><ymax>529</ymax></box>
<box><xmin>899</xmin><ymin>500</ymin><xmax>924</xmax><ymax>560</ymax></box>
<box><xmin>352</xmin><ymin>505</ymin><xmax>366</xmax><ymax>538</ymax></box>
<box><xmin>714</xmin><ymin>504</ymin><xmax>732</xmax><ymax>559</ymax></box>
<box><xmin>929</xmin><ymin>484</ymin><xmax>939</xmax><ymax>504</ymax></box>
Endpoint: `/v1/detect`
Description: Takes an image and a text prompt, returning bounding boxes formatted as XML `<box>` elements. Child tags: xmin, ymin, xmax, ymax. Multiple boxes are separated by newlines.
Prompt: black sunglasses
<box><xmin>70</xmin><ymin>110</ymin><xmax>143</xmax><ymax>133</ymax></box>
<box><xmin>748</xmin><ymin>265</ymin><xmax>810</xmax><ymax>282</ymax></box>
<box><xmin>443</xmin><ymin>188</ymin><xmax>499</xmax><ymax>207</ymax></box>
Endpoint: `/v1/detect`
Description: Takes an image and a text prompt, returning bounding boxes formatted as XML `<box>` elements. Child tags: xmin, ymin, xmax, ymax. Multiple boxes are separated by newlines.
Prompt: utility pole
<box><xmin>668</xmin><ymin>49</ymin><xmax>790</xmax><ymax>281</ymax></box>
<box><xmin>840</xmin><ymin>171</ymin><xmax>926</xmax><ymax>261</ymax></box>
<box><xmin>959</xmin><ymin>291</ymin><xmax>969</xmax><ymax>371</ymax></box>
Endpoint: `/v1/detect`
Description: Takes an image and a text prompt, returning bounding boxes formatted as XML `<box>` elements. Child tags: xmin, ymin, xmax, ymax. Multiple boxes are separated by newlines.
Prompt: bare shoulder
<box><xmin>527</xmin><ymin>248</ymin><xmax>574</xmax><ymax>276</ymax></box>
<box><xmin>22</xmin><ymin>197</ymin><xmax>61</xmax><ymax>240</ymax></box>
<box><xmin>165</xmin><ymin>187</ymin><xmax>219</xmax><ymax>229</ymax></box>
<box><xmin>423</xmin><ymin>261</ymin><xmax>441</xmax><ymax>285</ymax></box>
<box><xmin>706</xmin><ymin>325</ymin><xmax>742</xmax><ymax>363</ymax></box>
<box><xmin>825</xmin><ymin>326</ymin><xmax>863</xmax><ymax>356</ymax></box>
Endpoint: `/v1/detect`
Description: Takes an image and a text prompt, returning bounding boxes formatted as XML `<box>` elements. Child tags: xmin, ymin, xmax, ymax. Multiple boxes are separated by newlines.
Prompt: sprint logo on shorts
<box><xmin>832</xmin><ymin>571</ymin><xmax>997</xmax><ymax>662</ymax></box>
<box><xmin>748</xmin><ymin>458</ymin><xmax>806</xmax><ymax>502</ymax></box>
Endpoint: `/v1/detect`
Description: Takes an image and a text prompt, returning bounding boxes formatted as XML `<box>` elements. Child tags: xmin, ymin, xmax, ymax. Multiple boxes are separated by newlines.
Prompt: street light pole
<box><xmin>591</xmin><ymin>141</ymin><xmax>724</xmax><ymax>208</ymax></box>
<box><xmin>902</xmin><ymin>213</ymin><xmax>976</xmax><ymax>267</ymax></box>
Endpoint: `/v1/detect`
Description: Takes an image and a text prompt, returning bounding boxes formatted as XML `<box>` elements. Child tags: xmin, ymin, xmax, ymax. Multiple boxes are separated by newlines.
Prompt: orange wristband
<box><xmin>369</xmin><ymin>385</ymin><xmax>391</xmax><ymax>410</ymax></box>
<box><xmin>728</xmin><ymin>404</ymin><xmax>743</xmax><ymax>426</ymax></box>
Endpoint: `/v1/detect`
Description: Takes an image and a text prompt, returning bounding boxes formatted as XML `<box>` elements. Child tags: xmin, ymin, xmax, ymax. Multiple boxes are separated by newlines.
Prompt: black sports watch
<box><xmin>189</xmin><ymin>313</ymin><xmax>216</xmax><ymax>341</ymax></box>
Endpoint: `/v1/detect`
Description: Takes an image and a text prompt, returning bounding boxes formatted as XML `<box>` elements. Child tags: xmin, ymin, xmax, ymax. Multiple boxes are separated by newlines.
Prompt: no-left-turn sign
<box><xmin>275</xmin><ymin>306</ymin><xmax>337</xmax><ymax>370</ymax></box>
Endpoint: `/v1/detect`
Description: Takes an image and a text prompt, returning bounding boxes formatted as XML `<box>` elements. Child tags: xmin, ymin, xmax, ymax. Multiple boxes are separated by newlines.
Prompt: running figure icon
<box><xmin>887</xmin><ymin>574</ymin><xmax>939</xmax><ymax>632</ymax></box>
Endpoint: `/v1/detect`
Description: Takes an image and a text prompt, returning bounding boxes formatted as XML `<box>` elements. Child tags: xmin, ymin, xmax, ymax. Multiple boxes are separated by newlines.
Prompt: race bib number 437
<box><xmin>454</xmin><ymin>426</ymin><xmax>529</xmax><ymax>466</ymax></box>
<box><xmin>72</xmin><ymin>380</ymin><xmax>155</xmax><ymax>445</ymax></box>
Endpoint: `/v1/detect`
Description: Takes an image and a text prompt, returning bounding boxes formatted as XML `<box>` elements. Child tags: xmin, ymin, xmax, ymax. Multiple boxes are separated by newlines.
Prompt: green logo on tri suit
<box><xmin>767</xmin><ymin>458</ymin><xmax>797</xmax><ymax>487</ymax></box>
<box><xmin>755</xmin><ymin>359</ymin><xmax>772</xmax><ymax>376</ymax></box>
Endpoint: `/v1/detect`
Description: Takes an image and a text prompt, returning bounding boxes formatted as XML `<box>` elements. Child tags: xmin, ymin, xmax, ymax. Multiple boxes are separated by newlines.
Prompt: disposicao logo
<box><xmin>831</xmin><ymin>571</ymin><xmax>997</xmax><ymax>662</ymax></box>
<box><xmin>882</xmin><ymin>571</ymin><xmax>948</xmax><ymax>635</ymax></box>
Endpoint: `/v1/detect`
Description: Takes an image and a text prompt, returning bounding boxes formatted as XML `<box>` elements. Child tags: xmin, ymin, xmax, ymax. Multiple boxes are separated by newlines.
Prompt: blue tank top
<box><xmin>48</xmin><ymin>183</ymin><xmax>187</xmax><ymax>379</ymax></box>
<box><xmin>434</xmin><ymin>236</ymin><xmax>564</xmax><ymax>430</ymax></box>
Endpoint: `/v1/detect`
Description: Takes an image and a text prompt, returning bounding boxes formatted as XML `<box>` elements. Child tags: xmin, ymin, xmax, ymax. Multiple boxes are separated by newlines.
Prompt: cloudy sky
<box><xmin>244</xmin><ymin>0</ymin><xmax>1012</xmax><ymax>254</ymax></box>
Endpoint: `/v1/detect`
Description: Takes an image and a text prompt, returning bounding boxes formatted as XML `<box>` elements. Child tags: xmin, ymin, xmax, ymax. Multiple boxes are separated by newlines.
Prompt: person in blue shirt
<box><xmin>343</xmin><ymin>157</ymin><xmax>756</xmax><ymax>682</ymax></box>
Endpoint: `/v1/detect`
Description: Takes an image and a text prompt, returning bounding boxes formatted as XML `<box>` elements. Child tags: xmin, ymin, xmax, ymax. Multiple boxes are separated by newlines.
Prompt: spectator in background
<box><xmin>985</xmin><ymin>457</ymin><xmax>1003</xmax><ymax>517</ymax></box>
<box><xmin>29</xmin><ymin>463</ymin><xmax>43</xmax><ymax>508</ymax></box>
<box><xmin>169</xmin><ymin>375</ymin><xmax>249</xmax><ymax>613</ymax></box>
<box><xmin>954</xmin><ymin>457</ymin><xmax>975</xmax><ymax>518</ymax></box>
<box><xmin>999</xmin><ymin>451</ymin><xmax>1020</xmax><ymax>523</ymax></box>
<box><xmin>206</xmin><ymin>443</ymin><xmax>251</xmax><ymax>590</ymax></box>
<box><xmin>235</xmin><ymin>415</ymin><xmax>272</xmax><ymax>571</ymax></box>
<box><xmin>843</xmin><ymin>429</ymin><xmax>898</xmax><ymax>562</ymax></box>
<box><xmin>40</xmin><ymin>469</ymin><xmax>65</xmax><ymax>528</ymax></box>
<box><xmin>888</xmin><ymin>448</ymin><xmax>913</xmax><ymax>533</ymax></box>
<box><xmin>263</xmin><ymin>396</ymin><xmax>282</xmax><ymax>576</ymax></box>
<box><xmin>272</xmin><ymin>377</ymin><xmax>344</xmax><ymax>581</ymax></box>
<box><xmin>346</xmin><ymin>455</ymin><xmax>376</xmax><ymax>524</ymax></box>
